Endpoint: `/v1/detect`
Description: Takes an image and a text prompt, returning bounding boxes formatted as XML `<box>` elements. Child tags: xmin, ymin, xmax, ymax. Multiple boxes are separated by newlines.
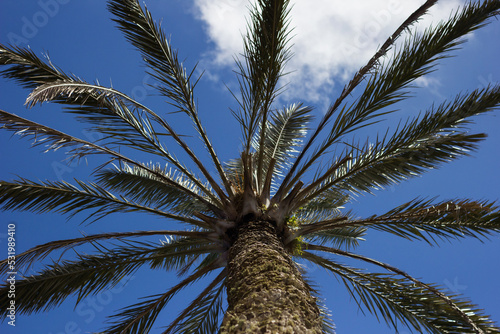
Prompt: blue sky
<box><xmin>0</xmin><ymin>1</ymin><xmax>499</xmax><ymax>333</ymax></box>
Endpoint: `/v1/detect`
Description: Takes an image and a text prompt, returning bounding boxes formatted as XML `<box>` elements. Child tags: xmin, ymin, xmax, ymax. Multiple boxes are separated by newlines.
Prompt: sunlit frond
<box><xmin>96</xmin><ymin>162</ymin><xmax>213</xmax><ymax>216</ymax></box>
<box><xmin>252</xmin><ymin>103</ymin><xmax>313</xmax><ymax>194</ymax></box>
<box><xmin>107</xmin><ymin>0</ymin><xmax>232</xmax><ymax>198</ymax></box>
<box><xmin>234</xmin><ymin>0</ymin><xmax>293</xmax><ymax>164</ymax></box>
<box><xmin>0</xmin><ymin>44</ymin><xmax>70</xmax><ymax>88</ymax></box>
<box><xmin>305</xmin><ymin>85</ymin><xmax>500</xmax><ymax>201</ymax></box>
<box><xmin>302</xmin><ymin>251</ymin><xmax>498</xmax><ymax>333</ymax></box>
<box><xmin>26</xmin><ymin>80</ymin><xmax>173</xmax><ymax>153</ymax></box>
<box><xmin>276</xmin><ymin>0</ymin><xmax>499</xmax><ymax>198</ymax></box>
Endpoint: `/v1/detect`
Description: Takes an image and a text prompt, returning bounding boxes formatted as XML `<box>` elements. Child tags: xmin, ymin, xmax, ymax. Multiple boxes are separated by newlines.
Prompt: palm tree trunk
<box><xmin>220</xmin><ymin>220</ymin><xmax>323</xmax><ymax>333</ymax></box>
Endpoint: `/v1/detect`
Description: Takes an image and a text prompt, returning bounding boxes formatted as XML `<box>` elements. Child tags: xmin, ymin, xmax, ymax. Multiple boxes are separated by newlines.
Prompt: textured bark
<box><xmin>220</xmin><ymin>220</ymin><xmax>322</xmax><ymax>333</ymax></box>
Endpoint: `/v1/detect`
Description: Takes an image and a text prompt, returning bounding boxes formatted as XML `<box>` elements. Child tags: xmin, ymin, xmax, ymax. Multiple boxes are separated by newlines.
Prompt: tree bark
<box><xmin>220</xmin><ymin>220</ymin><xmax>322</xmax><ymax>333</ymax></box>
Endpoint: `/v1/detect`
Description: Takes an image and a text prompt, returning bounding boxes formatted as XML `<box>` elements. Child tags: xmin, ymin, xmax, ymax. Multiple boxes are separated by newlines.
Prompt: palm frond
<box><xmin>147</xmin><ymin>237</ymin><xmax>221</xmax><ymax>273</ymax></box>
<box><xmin>302</xmin><ymin>251</ymin><xmax>499</xmax><ymax>333</ymax></box>
<box><xmin>0</xmin><ymin>238</ymin><xmax>218</xmax><ymax>318</ymax></box>
<box><xmin>26</xmin><ymin>80</ymin><xmax>171</xmax><ymax>153</ymax></box>
<box><xmin>309</xmin><ymin>244</ymin><xmax>496</xmax><ymax>333</ymax></box>
<box><xmin>317</xmin><ymin>297</ymin><xmax>336</xmax><ymax>334</ymax></box>
<box><xmin>252</xmin><ymin>103</ymin><xmax>313</xmax><ymax>194</ymax></box>
<box><xmin>224</xmin><ymin>157</ymin><xmax>244</xmax><ymax>191</ymax></box>
<box><xmin>305</xmin><ymin>85</ymin><xmax>500</xmax><ymax>201</ymax></box>
<box><xmin>246</xmin><ymin>0</ymin><xmax>294</xmax><ymax>191</ymax></box>
<box><xmin>0</xmin><ymin>109</ymin><xmax>105</xmax><ymax>163</ymax></box>
<box><xmin>233</xmin><ymin>0</ymin><xmax>292</xmax><ymax>169</ymax></box>
<box><xmin>302</xmin><ymin>226</ymin><xmax>366</xmax><ymax>251</ymax></box>
<box><xmin>107</xmin><ymin>0</ymin><xmax>232</xmax><ymax>198</ymax></box>
<box><xmin>25</xmin><ymin>78</ymin><xmax>225</xmax><ymax>204</ymax></box>
<box><xmin>0</xmin><ymin>110</ymin><xmax>222</xmax><ymax>214</ymax></box>
<box><xmin>96</xmin><ymin>163</ymin><xmax>211</xmax><ymax>216</ymax></box>
<box><xmin>275</xmin><ymin>0</ymin><xmax>440</xmax><ymax>199</ymax></box>
<box><xmin>354</xmin><ymin>198</ymin><xmax>500</xmax><ymax>245</ymax></box>
<box><xmin>103</xmin><ymin>258</ymin><xmax>221</xmax><ymax>334</ymax></box>
<box><xmin>0</xmin><ymin>45</ymin><xmax>171</xmax><ymax>159</ymax></box>
<box><xmin>164</xmin><ymin>269</ymin><xmax>226</xmax><ymax>334</ymax></box>
<box><xmin>296</xmin><ymin>198</ymin><xmax>499</xmax><ymax>247</ymax></box>
<box><xmin>0</xmin><ymin>230</ymin><xmax>216</xmax><ymax>274</ymax></box>
<box><xmin>0</xmin><ymin>44</ymin><xmax>70</xmax><ymax>88</ymax></box>
<box><xmin>326</xmin><ymin>0</ymin><xmax>499</xmax><ymax>160</ymax></box>
<box><xmin>277</xmin><ymin>0</ymin><xmax>500</xmax><ymax>201</ymax></box>
<box><xmin>296</xmin><ymin>189</ymin><xmax>349</xmax><ymax>221</ymax></box>
<box><xmin>0</xmin><ymin>178</ymin><xmax>199</xmax><ymax>224</ymax></box>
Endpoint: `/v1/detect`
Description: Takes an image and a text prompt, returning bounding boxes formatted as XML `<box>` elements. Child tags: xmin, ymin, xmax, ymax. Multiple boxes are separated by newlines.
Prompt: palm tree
<box><xmin>1</xmin><ymin>0</ymin><xmax>499</xmax><ymax>332</ymax></box>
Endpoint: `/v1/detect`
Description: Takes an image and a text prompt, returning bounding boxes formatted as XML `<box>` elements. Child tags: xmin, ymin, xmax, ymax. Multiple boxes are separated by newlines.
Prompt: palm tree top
<box><xmin>1</xmin><ymin>0</ymin><xmax>499</xmax><ymax>333</ymax></box>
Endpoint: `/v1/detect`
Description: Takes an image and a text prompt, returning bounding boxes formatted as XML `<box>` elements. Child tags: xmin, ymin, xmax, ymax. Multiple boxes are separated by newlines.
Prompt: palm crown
<box><xmin>1</xmin><ymin>0</ymin><xmax>500</xmax><ymax>333</ymax></box>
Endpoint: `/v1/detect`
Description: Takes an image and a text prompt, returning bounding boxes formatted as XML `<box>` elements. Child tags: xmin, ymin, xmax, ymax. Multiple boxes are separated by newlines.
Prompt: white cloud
<box><xmin>193</xmin><ymin>0</ymin><xmax>464</xmax><ymax>106</ymax></box>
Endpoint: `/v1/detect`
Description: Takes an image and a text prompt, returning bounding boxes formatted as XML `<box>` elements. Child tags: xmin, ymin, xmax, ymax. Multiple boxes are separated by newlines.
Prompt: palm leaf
<box><xmin>0</xmin><ymin>178</ymin><xmax>199</xmax><ymax>224</ymax></box>
<box><xmin>0</xmin><ymin>110</ymin><xmax>221</xmax><ymax>213</ymax></box>
<box><xmin>296</xmin><ymin>197</ymin><xmax>500</xmax><ymax>247</ymax></box>
<box><xmin>164</xmin><ymin>269</ymin><xmax>226</xmax><ymax>334</ymax></box>
<box><xmin>301</xmin><ymin>226</ymin><xmax>366</xmax><ymax>250</ymax></box>
<box><xmin>309</xmin><ymin>244</ymin><xmax>496</xmax><ymax>333</ymax></box>
<box><xmin>327</xmin><ymin>0</ymin><xmax>499</xmax><ymax>161</ymax></box>
<box><xmin>26</xmin><ymin>80</ymin><xmax>171</xmax><ymax>154</ymax></box>
<box><xmin>0</xmin><ymin>109</ymin><xmax>105</xmax><ymax>163</ymax></box>
<box><xmin>240</xmin><ymin>0</ymin><xmax>294</xmax><ymax>190</ymax></box>
<box><xmin>96</xmin><ymin>163</ymin><xmax>212</xmax><ymax>216</ymax></box>
<box><xmin>147</xmin><ymin>237</ymin><xmax>221</xmax><ymax>273</ymax></box>
<box><xmin>302</xmin><ymin>251</ymin><xmax>499</xmax><ymax>333</ymax></box>
<box><xmin>107</xmin><ymin>0</ymin><xmax>232</xmax><ymax>198</ymax></box>
<box><xmin>103</xmin><ymin>258</ymin><xmax>221</xmax><ymax>334</ymax></box>
<box><xmin>275</xmin><ymin>0</ymin><xmax>440</xmax><ymax>199</ymax></box>
<box><xmin>0</xmin><ymin>238</ymin><xmax>218</xmax><ymax>318</ymax></box>
<box><xmin>305</xmin><ymin>85</ymin><xmax>500</xmax><ymax>201</ymax></box>
<box><xmin>0</xmin><ymin>44</ymin><xmax>70</xmax><ymax>88</ymax></box>
<box><xmin>24</xmin><ymin>78</ymin><xmax>225</xmax><ymax>204</ymax></box>
<box><xmin>0</xmin><ymin>230</ymin><xmax>216</xmax><ymax>274</ymax></box>
<box><xmin>277</xmin><ymin>0</ymin><xmax>500</xmax><ymax>200</ymax></box>
<box><xmin>355</xmin><ymin>198</ymin><xmax>500</xmax><ymax>245</ymax></box>
<box><xmin>233</xmin><ymin>0</ymin><xmax>292</xmax><ymax>158</ymax></box>
<box><xmin>0</xmin><ymin>45</ymin><xmax>173</xmax><ymax>160</ymax></box>
<box><xmin>253</xmin><ymin>103</ymin><xmax>313</xmax><ymax>195</ymax></box>
<box><xmin>296</xmin><ymin>189</ymin><xmax>349</xmax><ymax>221</ymax></box>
